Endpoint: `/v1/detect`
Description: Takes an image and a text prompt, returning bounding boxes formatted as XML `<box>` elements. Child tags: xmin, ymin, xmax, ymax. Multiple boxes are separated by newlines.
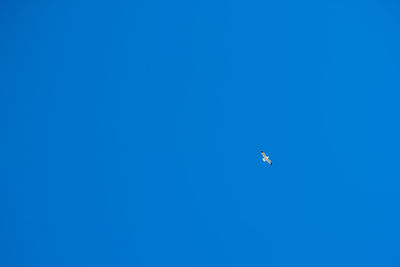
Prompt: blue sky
<box><xmin>1</xmin><ymin>0</ymin><xmax>400</xmax><ymax>266</ymax></box>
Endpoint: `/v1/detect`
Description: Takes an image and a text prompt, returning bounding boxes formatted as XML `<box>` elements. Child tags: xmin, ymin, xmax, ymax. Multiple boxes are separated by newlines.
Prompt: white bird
<box><xmin>261</xmin><ymin>151</ymin><xmax>272</xmax><ymax>165</ymax></box>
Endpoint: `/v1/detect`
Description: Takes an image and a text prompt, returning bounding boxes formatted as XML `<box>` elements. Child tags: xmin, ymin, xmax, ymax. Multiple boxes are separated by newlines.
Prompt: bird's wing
<box><xmin>266</xmin><ymin>157</ymin><xmax>272</xmax><ymax>165</ymax></box>
<box><xmin>260</xmin><ymin>151</ymin><xmax>267</xmax><ymax>157</ymax></box>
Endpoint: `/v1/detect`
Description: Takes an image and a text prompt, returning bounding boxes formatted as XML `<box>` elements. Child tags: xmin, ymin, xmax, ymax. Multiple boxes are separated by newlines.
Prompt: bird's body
<box><xmin>261</xmin><ymin>151</ymin><xmax>272</xmax><ymax>165</ymax></box>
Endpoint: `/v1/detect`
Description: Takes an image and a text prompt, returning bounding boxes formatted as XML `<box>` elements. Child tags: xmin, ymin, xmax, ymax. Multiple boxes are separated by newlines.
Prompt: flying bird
<box><xmin>261</xmin><ymin>151</ymin><xmax>272</xmax><ymax>165</ymax></box>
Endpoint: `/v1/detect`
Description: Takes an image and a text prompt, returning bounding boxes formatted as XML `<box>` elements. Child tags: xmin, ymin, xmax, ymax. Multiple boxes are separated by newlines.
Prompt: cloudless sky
<box><xmin>1</xmin><ymin>0</ymin><xmax>400</xmax><ymax>266</ymax></box>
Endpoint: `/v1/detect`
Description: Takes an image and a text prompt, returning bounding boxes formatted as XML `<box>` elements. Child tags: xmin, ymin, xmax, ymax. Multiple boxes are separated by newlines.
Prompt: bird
<box><xmin>260</xmin><ymin>151</ymin><xmax>272</xmax><ymax>165</ymax></box>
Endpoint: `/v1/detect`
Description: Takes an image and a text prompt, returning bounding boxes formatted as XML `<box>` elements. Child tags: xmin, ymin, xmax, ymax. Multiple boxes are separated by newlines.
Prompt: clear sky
<box><xmin>1</xmin><ymin>0</ymin><xmax>400</xmax><ymax>266</ymax></box>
